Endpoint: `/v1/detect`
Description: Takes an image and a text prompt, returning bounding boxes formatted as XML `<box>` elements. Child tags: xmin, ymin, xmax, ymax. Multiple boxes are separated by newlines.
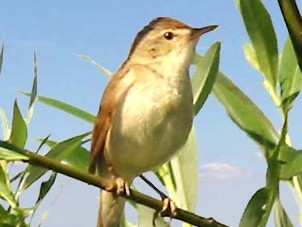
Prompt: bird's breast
<box><xmin>105</xmin><ymin>67</ymin><xmax>194</xmax><ymax>179</ymax></box>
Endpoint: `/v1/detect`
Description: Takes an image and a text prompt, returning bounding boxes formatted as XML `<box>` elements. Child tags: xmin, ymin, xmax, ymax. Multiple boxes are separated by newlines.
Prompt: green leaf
<box><xmin>278</xmin><ymin>145</ymin><xmax>302</xmax><ymax>180</ymax></box>
<box><xmin>35</xmin><ymin>171</ymin><xmax>57</xmax><ymax>205</ymax></box>
<box><xmin>28</xmin><ymin>171</ymin><xmax>57</xmax><ymax>224</ymax></box>
<box><xmin>10</xmin><ymin>100</ymin><xmax>27</xmax><ymax>148</ymax></box>
<box><xmin>243</xmin><ymin>43</ymin><xmax>260</xmax><ymax>72</ymax></box>
<box><xmin>0</xmin><ymin>107</ymin><xmax>10</xmax><ymax>140</ymax></box>
<box><xmin>239</xmin><ymin>187</ymin><xmax>271</xmax><ymax>227</ymax></box>
<box><xmin>213</xmin><ymin>73</ymin><xmax>279</xmax><ymax>157</ymax></box>
<box><xmin>0</xmin><ymin>204</ymin><xmax>28</xmax><ymax>227</ymax></box>
<box><xmin>78</xmin><ymin>54</ymin><xmax>113</xmax><ymax>77</ymax></box>
<box><xmin>0</xmin><ymin>147</ymin><xmax>28</xmax><ymax>161</ymax></box>
<box><xmin>170</xmin><ymin>127</ymin><xmax>198</xmax><ymax>211</ymax></box>
<box><xmin>35</xmin><ymin>134</ymin><xmax>51</xmax><ymax>153</ymax></box>
<box><xmin>20</xmin><ymin>92</ymin><xmax>95</xmax><ymax>123</ymax></box>
<box><xmin>27</xmin><ymin>51</ymin><xmax>38</xmax><ymax>122</ymax></box>
<box><xmin>137</xmin><ymin>204</ymin><xmax>168</xmax><ymax>227</ymax></box>
<box><xmin>22</xmin><ymin>132</ymin><xmax>90</xmax><ymax>190</ymax></box>
<box><xmin>191</xmin><ymin>42</ymin><xmax>220</xmax><ymax>115</ymax></box>
<box><xmin>0</xmin><ymin>140</ymin><xmax>28</xmax><ymax>160</ymax></box>
<box><xmin>274</xmin><ymin>198</ymin><xmax>294</xmax><ymax>227</ymax></box>
<box><xmin>156</xmin><ymin>162</ymin><xmax>176</xmax><ymax>197</ymax></box>
<box><xmin>236</xmin><ymin>0</ymin><xmax>278</xmax><ymax>93</ymax></box>
<box><xmin>0</xmin><ymin>162</ymin><xmax>17</xmax><ymax>208</ymax></box>
<box><xmin>279</xmin><ymin>38</ymin><xmax>302</xmax><ymax>111</ymax></box>
<box><xmin>121</xmin><ymin>219</ymin><xmax>137</xmax><ymax>227</ymax></box>
<box><xmin>0</xmin><ymin>40</ymin><xmax>4</xmax><ymax>76</ymax></box>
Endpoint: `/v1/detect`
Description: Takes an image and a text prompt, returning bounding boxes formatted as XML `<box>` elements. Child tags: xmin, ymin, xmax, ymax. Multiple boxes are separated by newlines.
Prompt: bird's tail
<box><xmin>97</xmin><ymin>190</ymin><xmax>125</xmax><ymax>227</ymax></box>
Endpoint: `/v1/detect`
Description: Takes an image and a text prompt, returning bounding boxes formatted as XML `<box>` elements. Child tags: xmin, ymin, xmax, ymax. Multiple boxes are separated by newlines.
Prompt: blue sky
<box><xmin>1</xmin><ymin>1</ymin><xmax>302</xmax><ymax>226</ymax></box>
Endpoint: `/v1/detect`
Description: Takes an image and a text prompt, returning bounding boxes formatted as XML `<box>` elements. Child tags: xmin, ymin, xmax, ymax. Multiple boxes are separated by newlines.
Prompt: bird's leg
<box><xmin>140</xmin><ymin>174</ymin><xmax>168</xmax><ymax>199</ymax></box>
<box><xmin>105</xmin><ymin>166</ymin><xmax>130</xmax><ymax>196</ymax></box>
<box><xmin>140</xmin><ymin>174</ymin><xmax>178</xmax><ymax>224</ymax></box>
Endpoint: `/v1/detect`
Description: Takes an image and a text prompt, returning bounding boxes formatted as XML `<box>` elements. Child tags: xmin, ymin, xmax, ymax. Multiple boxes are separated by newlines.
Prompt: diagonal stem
<box><xmin>277</xmin><ymin>0</ymin><xmax>302</xmax><ymax>70</ymax></box>
<box><xmin>0</xmin><ymin>140</ymin><xmax>227</xmax><ymax>227</ymax></box>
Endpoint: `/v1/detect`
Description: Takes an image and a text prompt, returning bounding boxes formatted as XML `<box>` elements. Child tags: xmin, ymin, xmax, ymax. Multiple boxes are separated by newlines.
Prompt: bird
<box><xmin>89</xmin><ymin>17</ymin><xmax>217</xmax><ymax>227</ymax></box>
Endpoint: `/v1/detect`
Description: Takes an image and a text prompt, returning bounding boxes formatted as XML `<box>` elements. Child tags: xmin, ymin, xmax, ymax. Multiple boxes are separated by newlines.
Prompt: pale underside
<box><xmin>103</xmin><ymin>64</ymin><xmax>194</xmax><ymax>181</ymax></box>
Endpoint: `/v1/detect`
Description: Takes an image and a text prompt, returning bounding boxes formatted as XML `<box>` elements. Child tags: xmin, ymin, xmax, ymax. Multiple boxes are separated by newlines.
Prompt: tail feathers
<box><xmin>97</xmin><ymin>190</ymin><xmax>125</xmax><ymax>227</ymax></box>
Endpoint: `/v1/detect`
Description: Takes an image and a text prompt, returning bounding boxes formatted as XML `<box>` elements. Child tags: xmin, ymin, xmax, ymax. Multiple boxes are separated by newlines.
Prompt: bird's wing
<box><xmin>88</xmin><ymin>65</ymin><xmax>132</xmax><ymax>174</ymax></box>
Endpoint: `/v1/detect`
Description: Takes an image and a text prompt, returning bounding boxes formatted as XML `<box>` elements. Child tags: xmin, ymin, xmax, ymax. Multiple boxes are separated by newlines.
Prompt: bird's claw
<box><xmin>152</xmin><ymin>197</ymin><xmax>178</xmax><ymax>226</ymax></box>
<box><xmin>104</xmin><ymin>177</ymin><xmax>130</xmax><ymax>196</ymax></box>
<box><xmin>115</xmin><ymin>177</ymin><xmax>130</xmax><ymax>195</ymax></box>
<box><xmin>161</xmin><ymin>198</ymin><xmax>178</xmax><ymax>217</ymax></box>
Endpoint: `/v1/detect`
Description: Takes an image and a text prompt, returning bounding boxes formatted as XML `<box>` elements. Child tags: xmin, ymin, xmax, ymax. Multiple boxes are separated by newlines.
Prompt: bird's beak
<box><xmin>191</xmin><ymin>25</ymin><xmax>218</xmax><ymax>39</ymax></box>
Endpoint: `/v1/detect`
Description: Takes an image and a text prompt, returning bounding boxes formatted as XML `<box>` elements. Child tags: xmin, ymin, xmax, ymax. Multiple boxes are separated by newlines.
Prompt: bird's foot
<box><xmin>161</xmin><ymin>197</ymin><xmax>178</xmax><ymax>217</ymax></box>
<box><xmin>152</xmin><ymin>197</ymin><xmax>178</xmax><ymax>226</ymax></box>
<box><xmin>104</xmin><ymin>177</ymin><xmax>130</xmax><ymax>196</ymax></box>
<box><xmin>115</xmin><ymin>177</ymin><xmax>130</xmax><ymax>196</ymax></box>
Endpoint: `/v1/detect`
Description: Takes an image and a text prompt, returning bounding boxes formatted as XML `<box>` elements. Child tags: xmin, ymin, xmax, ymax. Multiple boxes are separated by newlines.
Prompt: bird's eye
<box><xmin>164</xmin><ymin>32</ymin><xmax>174</xmax><ymax>40</ymax></box>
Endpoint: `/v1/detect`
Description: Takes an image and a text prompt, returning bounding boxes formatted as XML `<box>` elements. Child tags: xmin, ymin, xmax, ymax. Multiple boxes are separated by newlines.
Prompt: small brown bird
<box><xmin>89</xmin><ymin>17</ymin><xmax>217</xmax><ymax>227</ymax></box>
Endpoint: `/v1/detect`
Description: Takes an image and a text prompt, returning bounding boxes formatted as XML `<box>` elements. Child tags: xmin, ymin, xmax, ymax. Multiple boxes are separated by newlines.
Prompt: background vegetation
<box><xmin>0</xmin><ymin>0</ymin><xmax>301</xmax><ymax>226</ymax></box>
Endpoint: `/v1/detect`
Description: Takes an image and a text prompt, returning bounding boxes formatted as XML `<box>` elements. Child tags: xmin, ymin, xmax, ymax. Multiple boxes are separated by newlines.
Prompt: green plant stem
<box><xmin>259</xmin><ymin>110</ymin><xmax>289</xmax><ymax>226</ymax></box>
<box><xmin>0</xmin><ymin>140</ymin><xmax>227</xmax><ymax>227</ymax></box>
<box><xmin>277</xmin><ymin>0</ymin><xmax>302</xmax><ymax>70</ymax></box>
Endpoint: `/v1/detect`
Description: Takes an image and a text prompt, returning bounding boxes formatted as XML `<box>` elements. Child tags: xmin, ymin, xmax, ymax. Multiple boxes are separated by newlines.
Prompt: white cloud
<box><xmin>199</xmin><ymin>162</ymin><xmax>250</xmax><ymax>183</ymax></box>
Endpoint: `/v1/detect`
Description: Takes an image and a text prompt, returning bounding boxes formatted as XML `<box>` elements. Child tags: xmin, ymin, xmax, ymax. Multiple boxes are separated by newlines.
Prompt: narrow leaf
<box><xmin>191</xmin><ymin>42</ymin><xmax>220</xmax><ymax>115</ymax></box>
<box><xmin>35</xmin><ymin>134</ymin><xmax>51</xmax><ymax>153</ymax></box>
<box><xmin>278</xmin><ymin>144</ymin><xmax>302</xmax><ymax>180</ymax></box>
<box><xmin>26</xmin><ymin>172</ymin><xmax>57</xmax><ymax>224</ymax></box>
<box><xmin>213</xmin><ymin>73</ymin><xmax>279</xmax><ymax>157</ymax></box>
<box><xmin>0</xmin><ymin>40</ymin><xmax>4</xmax><ymax>76</ymax></box>
<box><xmin>0</xmin><ymin>107</ymin><xmax>10</xmax><ymax>140</ymax></box>
<box><xmin>279</xmin><ymin>38</ymin><xmax>302</xmax><ymax>111</ymax></box>
<box><xmin>137</xmin><ymin>204</ymin><xmax>168</xmax><ymax>227</ymax></box>
<box><xmin>35</xmin><ymin>171</ymin><xmax>57</xmax><ymax>205</ymax></box>
<box><xmin>275</xmin><ymin>198</ymin><xmax>294</xmax><ymax>227</ymax></box>
<box><xmin>0</xmin><ymin>147</ymin><xmax>28</xmax><ymax>161</ymax></box>
<box><xmin>121</xmin><ymin>219</ymin><xmax>136</xmax><ymax>227</ymax></box>
<box><xmin>20</xmin><ymin>92</ymin><xmax>95</xmax><ymax>123</ymax></box>
<box><xmin>171</xmin><ymin>127</ymin><xmax>198</xmax><ymax>211</ymax></box>
<box><xmin>243</xmin><ymin>43</ymin><xmax>260</xmax><ymax>72</ymax></box>
<box><xmin>78</xmin><ymin>55</ymin><xmax>113</xmax><ymax>77</ymax></box>
<box><xmin>0</xmin><ymin>162</ymin><xmax>17</xmax><ymax>208</ymax></box>
<box><xmin>37</xmin><ymin>95</ymin><xmax>95</xmax><ymax>123</ymax></box>
<box><xmin>27</xmin><ymin>51</ymin><xmax>38</xmax><ymax>122</ymax></box>
<box><xmin>22</xmin><ymin>133</ymin><xmax>89</xmax><ymax>190</ymax></box>
<box><xmin>156</xmin><ymin>162</ymin><xmax>176</xmax><ymax>198</ymax></box>
<box><xmin>236</xmin><ymin>0</ymin><xmax>278</xmax><ymax>91</ymax></box>
<box><xmin>10</xmin><ymin>100</ymin><xmax>27</xmax><ymax>148</ymax></box>
<box><xmin>239</xmin><ymin>187</ymin><xmax>271</xmax><ymax>227</ymax></box>
<box><xmin>0</xmin><ymin>140</ymin><xmax>28</xmax><ymax>158</ymax></box>
<box><xmin>0</xmin><ymin>204</ymin><xmax>25</xmax><ymax>227</ymax></box>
